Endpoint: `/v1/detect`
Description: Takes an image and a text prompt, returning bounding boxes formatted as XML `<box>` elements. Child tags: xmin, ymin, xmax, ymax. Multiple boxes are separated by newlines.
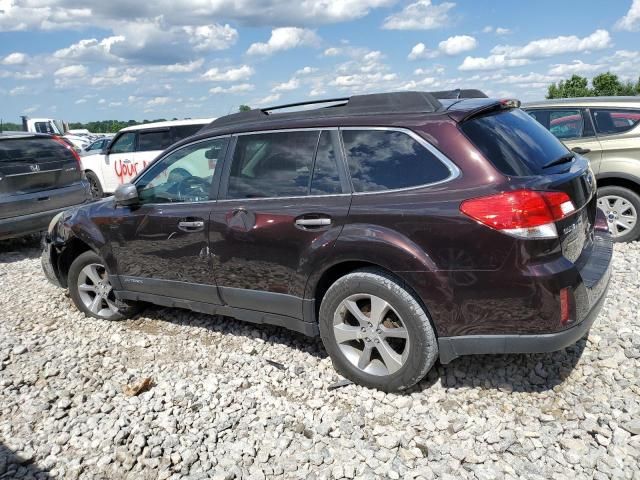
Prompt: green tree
<box><xmin>238</xmin><ymin>104</ymin><xmax>251</xmax><ymax>112</ymax></box>
<box><xmin>547</xmin><ymin>75</ymin><xmax>591</xmax><ymax>99</ymax></box>
<box><xmin>592</xmin><ymin>72</ymin><xmax>626</xmax><ymax>96</ymax></box>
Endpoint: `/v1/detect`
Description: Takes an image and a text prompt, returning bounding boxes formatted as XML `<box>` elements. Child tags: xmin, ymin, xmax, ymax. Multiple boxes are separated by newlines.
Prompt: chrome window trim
<box><xmin>339</xmin><ymin>126</ymin><xmax>461</xmax><ymax>196</ymax></box>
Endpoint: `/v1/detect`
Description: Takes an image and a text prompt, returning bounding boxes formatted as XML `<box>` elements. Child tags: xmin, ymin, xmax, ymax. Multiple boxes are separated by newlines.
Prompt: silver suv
<box><xmin>524</xmin><ymin>97</ymin><xmax>640</xmax><ymax>242</ymax></box>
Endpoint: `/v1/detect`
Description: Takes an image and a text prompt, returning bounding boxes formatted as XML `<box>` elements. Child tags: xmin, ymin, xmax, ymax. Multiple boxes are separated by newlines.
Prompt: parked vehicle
<box><xmin>42</xmin><ymin>91</ymin><xmax>612</xmax><ymax>391</ymax></box>
<box><xmin>81</xmin><ymin>138</ymin><xmax>111</xmax><ymax>156</ymax></box>
<box><xmin>21</xmin><ymin>116</ymin><xmax>90</xmax><ymax>151</ymax></box>
<box><xmin>80</xmin><ymin>119</ymin><xmax>213</xmax><ymax>198</ymax></box>
<box><xmin>1</xmin><ymin>133</ymin><xmax>91</xmax><ymax>240</ymax></box>
<box><xmin>523</xmin><ymin>97</ymin><xmax>640</xmax><ymax>242</ymax></box>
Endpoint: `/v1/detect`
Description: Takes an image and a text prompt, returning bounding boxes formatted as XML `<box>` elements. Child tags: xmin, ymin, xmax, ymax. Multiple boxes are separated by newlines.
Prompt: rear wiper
<box><xmin>542</xmin><ymin>153</ymin><xmax>575</xmax><ymax>169</ymax></box>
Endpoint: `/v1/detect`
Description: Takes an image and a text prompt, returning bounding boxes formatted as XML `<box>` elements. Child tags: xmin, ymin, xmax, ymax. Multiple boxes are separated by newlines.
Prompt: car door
<box><xmin>527</xmin><ymin>108</ymin><xmax>603</xmax><ymax>172</ymax></box>
<box><xmin>102</xmin><ymin>131</ymin><xmax>138</xmax><ymax>192</ymax></box>
<box><xmin>105</xmin><ymin>136</ymin><xmax>229</xmax><ymax>303</ymax></box>
<box><xmin>209</xmin><ymin>129</ymin><xmax>352</xmax><ymax>321</ymax></box>
<box><xmin>591</xmin><ymin>108</ymin><xmax>640</xmax><ymax>174</ymax></box>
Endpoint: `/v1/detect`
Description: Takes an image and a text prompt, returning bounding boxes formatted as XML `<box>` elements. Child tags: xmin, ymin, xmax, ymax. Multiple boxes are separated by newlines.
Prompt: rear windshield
<box><xmin>0</xmin><ymin>137</ymin><xmax>73</xmax><ymax>163</ymax></box>
<box><xmin>460</xmin><ymin>108</ymin><xmax>570</xmax><ymax>176</ymax></box>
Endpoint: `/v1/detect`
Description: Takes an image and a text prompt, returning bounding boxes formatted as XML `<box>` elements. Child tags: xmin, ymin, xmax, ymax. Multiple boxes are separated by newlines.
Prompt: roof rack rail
<box><xmin>262</xmin><ymin>97</ymin><xmax>350</xmax><ymax>112</ymax></box>
<box><xmin>430</xmin><ymin>89</ymin><xmax>488</xmax><ymax>100</ymax></box>
<box><xmin>205</xmin><ymin>91</ymin><xmax>444</xmax><ymax>131</ymax></box>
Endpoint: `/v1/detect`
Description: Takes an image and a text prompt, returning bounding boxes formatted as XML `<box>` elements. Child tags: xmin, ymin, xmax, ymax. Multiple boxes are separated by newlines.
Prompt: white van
<box><xmin>81</xmin><ymin>119</ymin><xmax>214</xmax><ymax>197</ymax></box>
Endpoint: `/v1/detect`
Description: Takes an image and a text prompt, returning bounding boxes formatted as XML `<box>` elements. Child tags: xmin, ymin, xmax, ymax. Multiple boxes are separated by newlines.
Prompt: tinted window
<box><xmin>110</xmin><ymin>132</ymin><xmax>136</xmax><ymax>154</ymax></box>
<box><xmin>0</xmin><ymin>138</ymin><xmax>72</xmax><ymax>163</ymax></box>
<box><xmin>34</xmin><ymin>122</ymin><xmax>54</xmax><ymax>134</ymax></box>
<box><xmin>138</xmin><ymin>130</ymin><xmax>173</xmax><ymax>152</ymax></box>
<box><xmin>527</xmin><ymin>109</ymin><xmax>586</xmax><ymax>139</ymax></box>
<box><xmin>460</xmin><ymin>108</ymin><xmax>570</xmax><ymax>176</ymax></box>
<box><xmin>137</xmin><ymin>138</ymin><xmax>227</xmax><ymax>204</ymax></box>
<box><xmin>227</xmin><ymin>131</ymin><xmax>318</xmax><ymax>199</ymax></box>
<box><xmin>172</xmin><ymin>125</ymin><xmax>204</xmax><ymax>143</ymax></box>
<box><xmin>342</xmin><ymin>130</ymin><xmax>450</xmax><ymax>192</ymax></box>
<box><xmin>592</xmin><ymin>109</ymin><xmax>640</xmax><ymax>135</ymax></box>
<box><xmin>310</xmin><ymin>131</ymin><xmax>342</xmax><ymax>195</ymax></box>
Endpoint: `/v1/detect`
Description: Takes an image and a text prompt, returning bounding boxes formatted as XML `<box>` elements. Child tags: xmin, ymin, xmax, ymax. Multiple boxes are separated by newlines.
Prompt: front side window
<box><xmin>226</xmin><ymin>131</ymin><xmax>319</xmax><ymax>199</ymax></box>
<box><xmin>592</xmin><ymin>108</ymin><xmax>640</xmax><ymax>135</ymax></box>
<box><xmin>109</xmin><ymin>132</ymin><xmax>136</xmax><ymax>154</ymax></box>
<box><xmin>138</xmin><ymin>130</ymin><xmax>173</xmax><ymax>152</ymax></box>
<box><xmin>136</xmin><ymin>138</ymin><xmax>227</xmax><ymax>204</ymax></box>
<box><xmin>342</xmin><ymin>129</ymin><xmax>451</xmax><ymax>192</ymax></box>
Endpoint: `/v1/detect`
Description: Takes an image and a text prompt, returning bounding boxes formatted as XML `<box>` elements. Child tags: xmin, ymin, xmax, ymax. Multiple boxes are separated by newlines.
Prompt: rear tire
<box><xmin>68</xmin><ymin>251</ymin><xmax>140</xmax><ymax>321</ymax></box>
<box><xmin>319</xmin><ymin>268</ymin><xmax>438</xmax><ymax>392</ymax></box>
<box><xmin>85</xmin><ymin>171</ymin><xmax>103</xmax><ymax>200</ymax></box>
<box><xmin>597</xmin><ymin>186</ymin><xmax>640</xmax><ymax>242</ymax></box>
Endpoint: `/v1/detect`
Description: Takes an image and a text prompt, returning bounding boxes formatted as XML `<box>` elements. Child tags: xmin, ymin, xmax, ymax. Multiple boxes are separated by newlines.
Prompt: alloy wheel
<box><xmin>76</xmin><ymin>263</ymin><xmax>119</xmax><ymax>318</ymax></box>
<box><xmin>332</xmin><ymin>294</ymin><xmax>410</xmax><ymax>376</ymax></box>
<box><xmin>597</xmin><ymin>195</ymin><xmax>638</xmax><ymax>238</ymax></box>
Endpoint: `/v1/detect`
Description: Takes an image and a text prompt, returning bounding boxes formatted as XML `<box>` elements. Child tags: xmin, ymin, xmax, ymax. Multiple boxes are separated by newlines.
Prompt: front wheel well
<box><xmin>57</xmin><ymin>237</ymin><xmax>93</xmax><ymax>288</ymax></box>
<box><xmin>597</xmin><ymin>177</ymin><xmax>640</xmax><ymax>196</ymax></box>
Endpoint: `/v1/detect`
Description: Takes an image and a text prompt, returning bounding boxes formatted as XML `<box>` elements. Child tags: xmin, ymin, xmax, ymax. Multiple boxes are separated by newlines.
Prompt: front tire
<box><xmin>597</xmin><ymin>186</ymin><xmax>640</xmax><ymax>242</ymax></box>
<box><xmin>68</xmin><ymin>251</ymin><xmax>140</xmax><ymax>321</ymax></box>
<box><xmin>319</xmin><ymin>268</ymin><xmax>438</xmax><ymax>392</ymax></box>
<box><xmin>85</xmin><ymin>170</ymin><xmax>103</xmax><ymax>200</ymax></box>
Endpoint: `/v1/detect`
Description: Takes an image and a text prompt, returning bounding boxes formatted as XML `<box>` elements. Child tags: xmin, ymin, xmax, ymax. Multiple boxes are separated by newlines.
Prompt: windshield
<box><xmin>460</xmin><ymin>108</ymin><xmax>571</xmax><ymax>176</ymax></box>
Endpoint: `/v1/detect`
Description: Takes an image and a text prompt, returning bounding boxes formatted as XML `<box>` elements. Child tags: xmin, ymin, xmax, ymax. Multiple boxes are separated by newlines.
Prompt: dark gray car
<box><xmin>0</xmin><ymin>133</ymin><xmax>91</xmax><ymax>240</ymax></box>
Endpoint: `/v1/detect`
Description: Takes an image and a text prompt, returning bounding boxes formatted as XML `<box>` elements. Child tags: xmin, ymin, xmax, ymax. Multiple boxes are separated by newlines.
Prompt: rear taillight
<box><xmin>52</xmin><ymin>136</ymin><xmax>82</xmax><ymax>170</ymax></box>
<box><xmin>460</xmin><ymin>189</ymin><xmax>576</xmax><ymax>239</ymax></box>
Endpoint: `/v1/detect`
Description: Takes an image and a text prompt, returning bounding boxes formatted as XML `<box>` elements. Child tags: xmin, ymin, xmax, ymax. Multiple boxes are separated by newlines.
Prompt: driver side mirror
<box><xmin>114</xmin><ymin>183</ymin><xmax>139</xmax><ymax>206</ymax></box>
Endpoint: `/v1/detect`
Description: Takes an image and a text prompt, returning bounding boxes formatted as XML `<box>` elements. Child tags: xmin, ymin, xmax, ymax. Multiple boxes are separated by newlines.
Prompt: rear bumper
<box><xmin>0</xmin><ymin>205</ymin><xmax>76</xmax><ymax>241</ymax></box>
<box><xmin>438</xmin><ymin>230</ymin><xmax>613</xmax><ymax>364</ymax></box>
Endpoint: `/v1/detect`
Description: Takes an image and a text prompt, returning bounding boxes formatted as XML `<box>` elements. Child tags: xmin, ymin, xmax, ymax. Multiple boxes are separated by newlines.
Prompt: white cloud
<box><xmin>547</xmin><ymin>60</ymin><xmax>606</xmax><ymax>76</ymax></box>
<box><xmin>324</xmin><ymin>47</ymin><xmax>341</xmax><ymax>56</ymax></box>
<box><xmin>616</xmin><ymin>0</ymin><xmax>640</xmax><ymax>31</ymax></box>
<box><xmin>482</xmin><ymin>26</ymin><xmax>493</xmax><ymax>33</ymax></box>
<box><xmin>53</xmin><ymin>36</ymin><xmax>124</xmax><ymax>63</ymax></box>
<box><xmin>9</xmin><ymin>86</ymin><xmax>26</xmax><ymax>95</ymax></box>
<box><xmin>247</xmin><ymin>27</ymin><xmax>320</xmax><ymax>55</ymax></box>
<box><xmin>162</xmin><ymin>59</ymin><xmax>204</xmax><ymax>73</ymax></box>
<box><xmin>54</xmin><ymin>64</ymin><xmax>88</xmax><ymax>78</ymax></box>
<box><xmin>296</xmin><ymin>66</ymin><xmax>318</xmax><ymax>75</ymax></box>
<box><xmin>202</xmin><ymin>65</ymin><xmax>254</xmax><ymax>82</ymax></box>
<box><xmin>90</xmin><ymin>66</ymin><xmax>140</xmax><ymax>86</ymax></box>
<box><xmin>23</xmin><ymin>105</ymin><xmax>40</xmax><ymax>114</ymax></box>
<box><xmin>438</xmin><ymin>35</ymin><xmax>477</xmax><ymax>55</ymax></box>
<box><xmin>108</xmin><ymin>101</ymin><xmax>122</xmax><ymax>107</ymax></box>
<box><xmin>209</xmin><ymin>83</ymin><xmax>255</xmax><ymax>94</ymax></box>
<box><xmin>495</xmin><ymin>27</ymin><xmax>511</xmax><ymax>35</ymax></box>
<box><xmin>1</xmin><ymin>52</ymin><xmax>27</xmax><ymax>65</ymax></box>
<box><xmin>147</xmin><ymin>96</ymin><xmax>170</xmax><ymax>106</ymax></box>
<box><xmin>459</xmin><ymin>54</ymin><xmax>530</xmax><ymax>71</ymax></box>
<box><xmin>272</xmin><ymin>78</ymin><xmax>300</xmax><ymax>92</ymax></box>
<box><xmin>75</xmin><ymin>98</ymin><xmax>87</xmax><ymax>104</ymax></box>
<box><xmin>255</xmin><ymin>93</ymin><xmax>282</xmax><ymax>106</ymax></box>
<box><xmin>98</xmin><ymin>99</ymin><xmax>106</xmax><ymax>104</ymax></box>
<box><xmin>183</xmin><ymin>24</ymin><xmax>238</xmax><ymax>51</ymax></box>
<box><xmin>408</xmin><ymin>42</ymin><xmax>438</xmax><ymax>60</ymax></box>
<box><xmin>492</xmin><ymin>29</ymin><xmax>612</xmax><ymax>59</ymax></box>
<box><xmin>382</xmin><ymin>0</ymin><xmax>455</xmax><ymax>30</ymax></box>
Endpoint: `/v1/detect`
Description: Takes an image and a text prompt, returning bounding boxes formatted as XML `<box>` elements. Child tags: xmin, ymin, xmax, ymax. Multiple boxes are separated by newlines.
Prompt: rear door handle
<box><xmin>178</xmin><ymin>220</ymin><xmax>205</xmax><ymax>232</ymax></box>
<box><xmin>571</xmin><ymin>147</ymin><xmax>591</xmax><ymax>155</ymax></box>
<box><xmin>295</xmin><ymin>217</ymin><xmax>332</xmax><ymax>228</ymax></box>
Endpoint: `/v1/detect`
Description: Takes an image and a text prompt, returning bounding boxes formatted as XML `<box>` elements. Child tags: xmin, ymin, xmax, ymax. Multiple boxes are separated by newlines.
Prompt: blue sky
<box><xmin>1</xmin><ymin>0</ymin><xmax>639</xmax><ymax>123</ymax></box>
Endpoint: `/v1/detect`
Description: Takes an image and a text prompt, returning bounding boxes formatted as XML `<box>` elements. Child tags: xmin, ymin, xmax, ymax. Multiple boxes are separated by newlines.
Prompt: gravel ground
<box><xmin>0</xmin><ymin>236</ymin><xmax>639</xmax><ymax>480</ymax></box>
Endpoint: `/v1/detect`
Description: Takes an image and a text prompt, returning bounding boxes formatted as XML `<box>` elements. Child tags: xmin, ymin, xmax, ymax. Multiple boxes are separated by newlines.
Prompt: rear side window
<box><xmin>460</xmin><ymin>108</ymin><xmax>570</xmax><ymax>176</ymax></box>
<box><xmin>227</xmin><ymin>131</ymin><xmax>319</xmax><ymax>199</ymax></box>
<box><xmin>171</xmin><ymin>125</ymin><xmax>204</xmax><ymax>143</ymax></box>
<box><xmin>138</xmin><ymin>130</ymin><xmax>173</xmax><ymax>152</ymax></box>
<box><xmin>0</xmin><ymin>137</ymin><xmax>73</xmax><ymax>163</ymax></box>
<box><xmin>592</xmin><ymin>109</ymin><xmax>640</xmax><ymax>135</ymax></box>
<box><xmin>342</xmin><ymin>129</ymin><xmax>451</xmax><ymax>192</ymax></box>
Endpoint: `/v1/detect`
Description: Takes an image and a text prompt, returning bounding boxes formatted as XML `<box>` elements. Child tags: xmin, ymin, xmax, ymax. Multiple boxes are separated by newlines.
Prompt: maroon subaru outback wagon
<box><xmin>42</xmin><ymin>91</ymin><xmax>613</xmax><ymax>391</ymax></box>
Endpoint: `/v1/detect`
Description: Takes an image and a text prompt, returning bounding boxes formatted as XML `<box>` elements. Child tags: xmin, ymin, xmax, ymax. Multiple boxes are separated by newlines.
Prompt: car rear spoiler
<box><xmin>447</xmin><ymin>98</ymin><xmax>522</xmax><ymax>122</ymax></box>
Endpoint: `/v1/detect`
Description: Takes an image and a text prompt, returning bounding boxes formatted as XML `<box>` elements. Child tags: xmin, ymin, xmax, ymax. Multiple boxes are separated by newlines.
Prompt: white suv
<box><xmin>81</xmin><ymin>119</ymin><xmax>214</xmax><ymax>197</ymax></box>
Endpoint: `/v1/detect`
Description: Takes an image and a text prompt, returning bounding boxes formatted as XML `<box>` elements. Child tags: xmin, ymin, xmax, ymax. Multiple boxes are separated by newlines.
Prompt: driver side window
<box><xmin>136</xmin><ymin>137</ymin><xmax>228</xmax><ymax>204</ymax></box>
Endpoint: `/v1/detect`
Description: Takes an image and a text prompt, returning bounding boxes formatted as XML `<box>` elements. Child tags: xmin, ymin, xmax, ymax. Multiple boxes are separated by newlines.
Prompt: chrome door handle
<box><xmin>178</xmin><ymin>220</ymin><xmax>205</xmax><ymax>232</ymax></box>
<box><xmin>295</xmin><ymin>218</ymin><xmax>331</xmax><ymax>227</ymax></box>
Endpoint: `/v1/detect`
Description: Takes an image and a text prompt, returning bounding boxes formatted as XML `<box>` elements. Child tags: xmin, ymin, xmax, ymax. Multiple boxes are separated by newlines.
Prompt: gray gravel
<box><xmin>0</xmin><ymin>236</ymin><xmax>639</xmax><ymax>480</ymax></box>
